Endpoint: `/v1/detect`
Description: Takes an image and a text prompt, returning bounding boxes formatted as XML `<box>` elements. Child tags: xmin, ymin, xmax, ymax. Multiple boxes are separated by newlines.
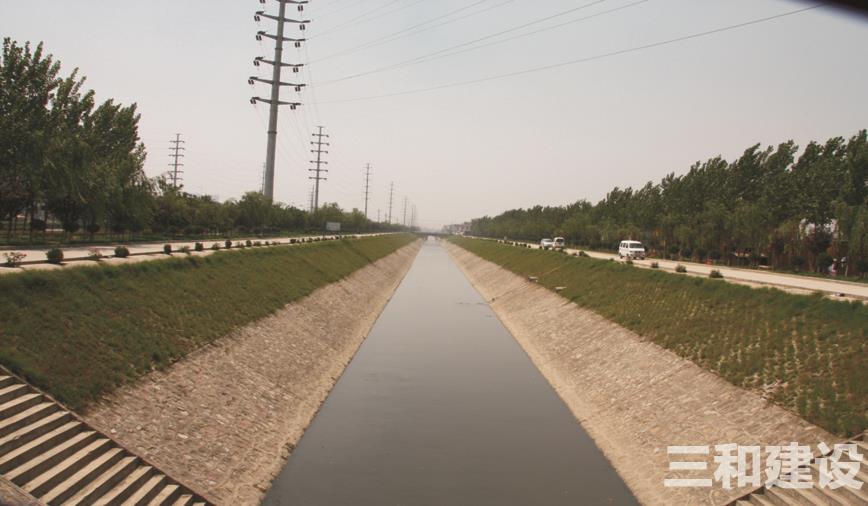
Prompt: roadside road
<box><xmin>0</xmin><ymin>233</ymin><xmax>381</xmax><ymax>275</ymax></box>
<box><xmin>497</xmin><ymin>239</ymin><xmax>868</xmax><ymax>301</ymax></box>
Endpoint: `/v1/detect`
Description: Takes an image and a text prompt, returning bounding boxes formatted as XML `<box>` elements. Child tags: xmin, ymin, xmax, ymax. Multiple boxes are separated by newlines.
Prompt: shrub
<box><xmin>180</xmin><ymin>246</ymin><xmax>192</xmax><ymax>255</ymax></box>
<box><xmin>114</xmin><ymin>246</ymin><xmax>130</xmax><ymax>258</ymax></box>
<box><xmin>211</xmin><ymin>243</ymin><xmax>221</xmax><ymax>251</ymax></box>
<box><xmin>579</xmin><ymin>250</ymin><xmax>589</xmax><ymax>257</ymax></box>
<box><xmin>675</xmin><ymin>264</ymin><xmax>687</xmax><ymax>273</ymax></box>
<box><xmin>225</xmin><ymin>239</ymin><xmax>233</xmax><ymax>249</ymax></box>
<box><xmin>650</xmin><ymin>261</ymin><xmax>659</xmax><ymax>269</ymax></box>
<box><xmin>194</xmin><ymin>242</ymin><xmax>204</xmax><ymax>252</ymax></box>
<box><xmin>62</xmin><ymin>221</ymin><xmax>80</xmax><ymax>234</ymax></box>
<box><xmin>163</xmin><ymin>244</ymin><xmax>172</xmax><ymax>255</ymax></box>
<box><xmin>625</xmin><ymin>258</ymin><xmax>633</xmax><ymax>265</ymax></box>
<box><xmin>30</xmin><ymin>219</ymin><xmax>46</xmax><ymax>232</ymax></box>
<box><xmin>253</xmin><ymin>241</ymin><xmax>262</xmax><ymax>247</ymax></box>
<box><xmin>817</xmin><ymin>252</ymin><xmax>833</xmax><ymax>272</ymax></box>
<box><xmin>290</xmin><ymin>238</ymin><xmax>297</xmax><ymax>244</ymax></box>
<box><xmin>709</xmin><ymin>269</ymin><xmax>724</xmax><ymax>279</ymax></box>
<box><xmin>46</xmin><ymin>248</ymin><xmax>64</xmax><ymax>264</ymax></box>
<box><xmin>3</xmin><ymin>252</ymin><xmax>26</xmax><ymax>267</ymax></box>
<box><xmin>87</xmin><ymin>248</ymin><xmax>103</xmax><ymax>261</ymax></box>
<box><xmin>245</xmin><ymin>240</ymin><xmax>253</xmax><ymax>247</ymax></box>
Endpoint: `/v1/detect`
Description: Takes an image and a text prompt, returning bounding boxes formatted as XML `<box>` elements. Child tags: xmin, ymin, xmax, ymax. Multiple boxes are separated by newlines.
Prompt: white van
<box><xmin>618</xmin><ymin>240</ymin><xmax>646</xmax><ymax>260</ymax></box>
<box><xmin>540</xmin><ymin>238</ymin><xmax>554</xmax><ymax>250</ymax></box>
<box><xmin>553</xmin><ymin>237</ymin><xmax>565</xmax><ymax>251</ymax></box>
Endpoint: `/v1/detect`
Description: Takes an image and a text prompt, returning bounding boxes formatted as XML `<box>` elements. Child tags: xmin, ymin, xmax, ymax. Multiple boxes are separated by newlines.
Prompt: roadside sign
<box><xmin>326</xmin><ymin>222</ymin><xmax>341</xmax><ymax>232</ymax></box>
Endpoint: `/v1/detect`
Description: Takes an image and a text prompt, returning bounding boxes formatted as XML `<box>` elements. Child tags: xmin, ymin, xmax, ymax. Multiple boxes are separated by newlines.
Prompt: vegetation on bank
<box><xmin>0</xmin><ymin>234</ymin><xmax>415</xmax><ymax>410</ymax></box>
<box><xmin>450</xmin><ymin>237</ymin><xmax>867</xmax><ymax>437</ymax></box>
<box><xmin>1</xmin><ymin>38</ymin><xmax>407</xmax><ymax>245</ymax></box>
<box><xmin>469</xmin><ymin>130</ymin><xmax>868</xmax><ymax>277</ymax></box>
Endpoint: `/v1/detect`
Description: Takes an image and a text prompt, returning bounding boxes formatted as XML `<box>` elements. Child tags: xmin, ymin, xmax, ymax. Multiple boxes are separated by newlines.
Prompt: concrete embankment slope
<box><xmin>445</xmin><ymin>242</ymin><xmax>839</xmax><ymax>506</ymax></box>
<box><xmin>81</xmin><ymin>240</ymin><xmax>421</xmax><ymax>505</ymax></box>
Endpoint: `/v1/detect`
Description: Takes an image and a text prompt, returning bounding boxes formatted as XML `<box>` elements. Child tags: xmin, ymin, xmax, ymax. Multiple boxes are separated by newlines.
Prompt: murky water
<box><xmin>263</xmin><ymin>238</ymin><xmax>637</xmax><ymax>505</ymax></box>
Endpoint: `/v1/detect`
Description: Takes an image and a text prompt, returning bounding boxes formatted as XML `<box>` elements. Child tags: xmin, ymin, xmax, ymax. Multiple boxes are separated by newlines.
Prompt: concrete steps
<box><xmin>0</xmin><ymin>373</ymin><xmax>213</xmax><ymax>505</ymax></box>
<box><xmin>732</xmin><ymin>432</ymin><xmax>867</xmax><ymax>505</ymax></box>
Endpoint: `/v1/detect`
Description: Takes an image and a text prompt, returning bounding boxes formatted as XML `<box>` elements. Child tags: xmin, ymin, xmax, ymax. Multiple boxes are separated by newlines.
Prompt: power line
<box><xmin>309</xmin><ymin>0</ymin><xmax>492</xmax><ymax>63</ymax></box>
<box><xmin>319</xmin><ymin>0</ymin><xmax>652</xmax><ymax>86</ymax></box>
<box><xmin>314</xmin><ymin>0</ymin><xmax>428</xmax><ymax>39</ymax></box>
<box><xmin>168</xmin><ymin>133</ymin><xmax>185</xmax><ymax>189</ymax></box>
<box><xmin>319</xmin><ymin>4</ymin><xmax>823</xmax><ymax>105</ymax></box>
<box><xmin>312</xmin><ymin>0</ymin><xmax>404</xmax><ymax>39</ymax></box>
<box><xmin>309</xmin><ymin>125</ymin><xmax>330</xmax><ymax>211</ymax></box>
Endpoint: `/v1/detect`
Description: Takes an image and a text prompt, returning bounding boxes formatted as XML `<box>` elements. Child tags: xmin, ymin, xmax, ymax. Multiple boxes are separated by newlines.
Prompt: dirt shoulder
<box><xmin>81</xmin><ymin>240</ymin><xmax>421</xmax><ymax>505</ymax></box>
<box><xmin>445</xmin><ymin>242</ymin><xmax>840</xmax><ymax>506</ymax></box>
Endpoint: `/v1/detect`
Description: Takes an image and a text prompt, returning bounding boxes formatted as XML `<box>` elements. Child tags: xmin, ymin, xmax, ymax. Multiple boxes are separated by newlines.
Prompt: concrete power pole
<box><xmin>363</xmin><ymin>163</ymin><xmax>372</xmax><ymax>219</ymax></box>
<box><xmin>168</xmin><ymin>133</ymin><xmax>185</xmax><ymax>189</ymax></box>
<box><xmin>250</xmin><ymin>0</ymin><xmax>309</xmax><ymax>201</ymax></box>
<box><xmin>309</xmin><ymin>126</ymin><xmax>329</xmax><ymax>212</ymax></box>
<box><xmin>387</xmin><ymin>182</ymin><xmax>395</xmax><ymax>224</ymax></box>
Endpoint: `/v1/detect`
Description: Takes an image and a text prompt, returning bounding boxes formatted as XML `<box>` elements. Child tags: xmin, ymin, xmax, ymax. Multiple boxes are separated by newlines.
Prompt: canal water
<box><xmin>263</xmin><ymin>238</ymin><xmax>637</xmax><ymax>505</ymax></box>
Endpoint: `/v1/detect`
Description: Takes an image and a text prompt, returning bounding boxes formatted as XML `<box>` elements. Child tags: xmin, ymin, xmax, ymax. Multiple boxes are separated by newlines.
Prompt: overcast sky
<box><xmin>3</xmin><ymin>0</ymin><xmax>867</xmax><ymax>229</ymax></box>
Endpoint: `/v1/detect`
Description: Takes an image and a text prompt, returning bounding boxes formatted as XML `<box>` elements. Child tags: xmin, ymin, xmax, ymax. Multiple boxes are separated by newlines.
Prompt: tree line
<box><xmin>470</xmin><ymin>130</ymin><xmax>868</xmax><ymax>276</ymax></box>
<box><xmin>1</xmin><ymin>38</ymin><xmax>401</xmax><ymax>244</ymax></box>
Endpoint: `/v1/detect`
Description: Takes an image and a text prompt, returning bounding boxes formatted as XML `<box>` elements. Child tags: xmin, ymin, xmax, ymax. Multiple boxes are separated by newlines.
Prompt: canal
<box><xmin>263</xmin><ymin>238</ymin><xmax>637</xmax><ymax>505</ymax></box>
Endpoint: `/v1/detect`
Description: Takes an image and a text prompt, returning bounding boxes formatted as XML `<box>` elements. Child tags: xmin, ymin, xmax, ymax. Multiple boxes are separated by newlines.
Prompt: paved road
<box><xmin>0</xmin><ymin>233</ymin><xmax>379</xmax><ymax>275</ymax></box>
<box><xmin>505</xmin><ymin>239</ymin><xmax>868</xmax><ymax>301</ymax></box>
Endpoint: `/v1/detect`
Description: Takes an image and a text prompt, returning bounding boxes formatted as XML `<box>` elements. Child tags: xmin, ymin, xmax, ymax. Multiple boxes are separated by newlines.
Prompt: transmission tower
<box><xmin>387</xmin><ymin>182</ymin><xmax>395</xmax><ymax>224</ymax></box>
<box><xmin>250</xmin><ymin>0</ymin><xmax>310</xmax><ymax>201</ymax></box>
<box><xmin>168</xmin><ymin>133</ymin><xmax>185</xmax><ymax>189</ymax></box>
<box><xmin>363</xmin><ymin>163</ymin><xmax>372</xmax><ymax>219</ymax></box>
<box><xmin>309</xmin><ymin>126</ymin><xmax>329</xmax><ymax>212</ymax></box>
<box><xmin>402</xmin><ymin>196</ymin><xmax>408</xmax><ymax>227</ymax></box>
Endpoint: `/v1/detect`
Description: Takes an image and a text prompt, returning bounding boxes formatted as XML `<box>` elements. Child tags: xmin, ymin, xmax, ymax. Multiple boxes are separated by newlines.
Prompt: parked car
<box><xmin>553</xmin><ymin>237</ymin><xmax>565</xmax><ymax>251</ymax></box>
<box><xmin>540</xmin><ymin>238</ymin><xmax>554</xmax><ymax>250</ymax></box>
<box><xmin>618</xmin><ymin>240</ymin><xmax>646</xmax><ymax>260</ymax></box>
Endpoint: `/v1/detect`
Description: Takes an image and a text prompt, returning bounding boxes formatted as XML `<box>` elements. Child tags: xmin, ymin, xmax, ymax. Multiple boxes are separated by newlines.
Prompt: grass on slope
<box><xmin>0</xmin><ymin>234</ymin><xmax>415</xmax><ymax>410</ymax></box>
<box><xmin>451</xmin><ymin>237</ymin><xmax>867</xmax><ymax>437</ymax></box>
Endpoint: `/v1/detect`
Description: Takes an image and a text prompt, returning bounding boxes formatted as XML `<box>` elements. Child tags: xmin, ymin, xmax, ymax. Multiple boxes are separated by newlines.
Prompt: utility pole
<box><xmin>168</xmin><ymin>133</ymin><xmax>185</xmax><ymax>189</ymax></box>
<box><xmin>309</xmin><ymin>126</ymin><xmax>329</xmax><ymax>212</ymax></box>
<box><xmin>363</xmin><ymin>163</ymin><xmax>372</xmax><ymax>219</ymax></box>
<box><xmin>402</xmin><ymin>196</ymin><xmax>408</xmax><ymax>227</ymax></box>
<box><xmin>308</xmin><ymin>184</ymin><xmax>315</xmax><ymax>213</ymax></box>
<box><xmin>411</xmin><ymin>204</ymin><xmax>417</xmax><ymax>229</ymax></box>
<box><xmin>387</xmin><ymin>182</ymin><xmax>395</xmax><ymax>224</ymax></box>
<box><xmin>377</xmin><ymin>209</ymin><xmax>381</xmax><ymax>223</ymax></box>
<box><xmin>250</xmin><ymin>0</ymin><xmax>310</xmax><ymax>201</ymax></box>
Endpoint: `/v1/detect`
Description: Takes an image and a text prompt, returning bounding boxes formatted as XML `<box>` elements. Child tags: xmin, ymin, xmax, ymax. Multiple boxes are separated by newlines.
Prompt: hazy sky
<box><xmin>3</xmin><ymin>0</ymin><xmax>867</xmax><ymax>229</ymax></box>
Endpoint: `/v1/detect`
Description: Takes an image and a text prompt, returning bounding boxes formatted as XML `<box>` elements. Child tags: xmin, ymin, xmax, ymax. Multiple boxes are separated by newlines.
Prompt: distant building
<box><xmin>443</xmin><ymin>222</ymin><xmax>471</xmax><ymax>235</ymax></box>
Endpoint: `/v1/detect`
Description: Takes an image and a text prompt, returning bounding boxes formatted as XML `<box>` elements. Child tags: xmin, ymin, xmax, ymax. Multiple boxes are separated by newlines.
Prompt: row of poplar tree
<box><xmin>471</xmin><ymin>130</ymin><xmax>868</xmax><ymax>275</ymax></box>
<box><xmin>1</xmin><ymin>38</ymin><xmax>398</xmax><ymax>242</ymax></box>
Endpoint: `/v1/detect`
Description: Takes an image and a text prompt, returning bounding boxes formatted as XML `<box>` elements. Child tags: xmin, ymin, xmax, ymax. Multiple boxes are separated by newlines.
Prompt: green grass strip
<box><xmin>450</xmin><ymin>237</ymin><xmax>867</xmax><ymax>437</ymax></box>
<box><xmin>0</xmin><ymin>234</ymin><xmax>415</xmax><ymax>410</ymax></box>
